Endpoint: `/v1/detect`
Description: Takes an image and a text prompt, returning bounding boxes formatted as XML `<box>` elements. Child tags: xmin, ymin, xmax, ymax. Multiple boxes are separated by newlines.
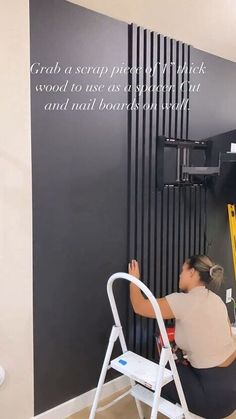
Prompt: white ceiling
<box><xmin>67</xmin><ymin>0</ymin><xmax>236</xmax><ymax>63</ymax></box>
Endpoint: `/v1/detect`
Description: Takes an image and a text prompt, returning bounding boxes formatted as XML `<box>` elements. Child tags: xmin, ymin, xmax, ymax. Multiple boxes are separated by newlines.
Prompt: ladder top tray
<box><xmin>110</xmin><ymin>351</ymin><xmax>173</xmax><ymax>390</ymax></box>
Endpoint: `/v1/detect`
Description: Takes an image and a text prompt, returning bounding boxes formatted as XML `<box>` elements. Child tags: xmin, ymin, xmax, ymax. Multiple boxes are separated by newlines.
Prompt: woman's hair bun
<box><xmin>209</xmin><ymin>264</ymin><xmax>224</xmax><ymax>286</ymax></box>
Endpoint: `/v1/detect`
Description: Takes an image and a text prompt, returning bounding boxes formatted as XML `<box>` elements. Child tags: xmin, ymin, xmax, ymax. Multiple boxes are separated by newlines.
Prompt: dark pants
<box><xmin>161</xmin><ymin>359</ymin><xmax>236</xmax><ymax>418</ymax></box>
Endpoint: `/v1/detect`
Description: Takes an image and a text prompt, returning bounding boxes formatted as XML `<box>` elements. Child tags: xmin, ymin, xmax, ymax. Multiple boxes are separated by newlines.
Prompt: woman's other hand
<box><xmin>128</xmin><ymin>259</ymin><xmax>140</xmax><ymax>279</ymax></box>
<box><xmin>128</xmin><ymin>259</ymin><xmax>174</xmax><ymax>319</ymax></box>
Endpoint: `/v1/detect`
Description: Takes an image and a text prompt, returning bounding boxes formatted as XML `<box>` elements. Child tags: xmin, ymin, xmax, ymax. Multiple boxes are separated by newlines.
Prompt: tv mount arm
<box><xmin>156</xmin><ymin>136</ymin><xmax>236</xmax><ymax>190</ymax></box>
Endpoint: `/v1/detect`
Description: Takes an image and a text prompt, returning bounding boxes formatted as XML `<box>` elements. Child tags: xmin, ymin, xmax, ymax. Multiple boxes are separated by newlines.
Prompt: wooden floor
<box><xmin>68</xmin><ymin>386</ymin><xmax>236</xmax><ymax>419</ymax></box>
<box><xmin>68</xmin><ymin>387</ymin><xmax>163</xmax><ymax>419</ymax></box>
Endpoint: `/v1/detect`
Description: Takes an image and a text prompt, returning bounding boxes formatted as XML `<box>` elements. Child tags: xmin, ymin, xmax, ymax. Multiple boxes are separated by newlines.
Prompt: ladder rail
<box><xmin>107</xmin><ymin>272</ymin><xmax>190</xmax><ymax>418</ymax></box>
<box><xmin>107</xmin><ymin>272</ymin><xmax>170</xmax><ymax>348</ymax></box>
<box><xmin>90</xmin><ymin>272</ymin><xmax>191</xmax><ymax>419</ymax></box>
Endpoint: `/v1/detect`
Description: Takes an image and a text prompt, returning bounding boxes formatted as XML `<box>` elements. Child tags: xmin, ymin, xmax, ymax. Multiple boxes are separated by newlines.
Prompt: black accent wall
<box><xmin>30</xmin><ymin>0</ymin><xmax>129</xmax><ymax>414</ymax></box>
<box><xmin>127</xmin><ymin>25</ymin><xmax>206</xmax><ymax>358</ymax></box>
<box><xmin>30</xmin><ymin>0</ymin><xmax>236</xmax><ymax>415</ymax></box>
<box><xmin>189</xmin><ymin>48</ymin><xmax>236</xmax><ymax>319</ymax></box>
<box><xmin>189</xmin><ymin>48</ymin><xmax>236</xmax><ymax>139</ymax></box>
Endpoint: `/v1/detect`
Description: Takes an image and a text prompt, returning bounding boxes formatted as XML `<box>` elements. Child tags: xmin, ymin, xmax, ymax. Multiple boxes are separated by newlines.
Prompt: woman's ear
<box><xmin>190</xmin><ymin>267</ymin><xmax>195</xmax><ymax>277</ymax></box>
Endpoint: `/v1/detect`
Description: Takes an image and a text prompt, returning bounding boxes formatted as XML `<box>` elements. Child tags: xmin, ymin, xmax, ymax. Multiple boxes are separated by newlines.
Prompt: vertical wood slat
<box><xmin>128</xmin><ymin>23</ymin><xmax>206</xmax><ymax>359</ymax></box>
<box><xmin>136</xmin><ymin>25</ymin><xmax>143</xmax><ymax>355</ymax></box>
<box><xmin>170</xmin><ymin>39</ymin><xmax>176</xmax><ymax>138</ymax></box>
<box><xmin>150</xmin><ymin>31</ymin><xmax>158</xmax><ymax>359</ymax></box>
<box><xmin>127</xmin><ymin>22</ymin><xmax>137</xmax><ymax>355</ymax></box>
<box><xmin>142</xmin><ymin>28</ymin><xmax>151</xmax><ymax>358</ymax></box>
<box><xmin>181</xmin><ymin>43</ymin><xmax>189</xmax><ymax>140</ymax></box>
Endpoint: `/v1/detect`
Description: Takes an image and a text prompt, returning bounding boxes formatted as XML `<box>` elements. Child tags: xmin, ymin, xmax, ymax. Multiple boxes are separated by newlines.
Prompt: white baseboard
<box><xmin>33</xmin><ymin>375</ymin><xmax>130</xmax><ymax>419</ymax></box>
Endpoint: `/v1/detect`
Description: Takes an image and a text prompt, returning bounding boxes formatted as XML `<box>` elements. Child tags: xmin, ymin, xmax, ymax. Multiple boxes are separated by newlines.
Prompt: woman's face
<box><xmin>179</xmin><ymin>262</ymin><xmax>193</xmax><ymax>291</ymax></box>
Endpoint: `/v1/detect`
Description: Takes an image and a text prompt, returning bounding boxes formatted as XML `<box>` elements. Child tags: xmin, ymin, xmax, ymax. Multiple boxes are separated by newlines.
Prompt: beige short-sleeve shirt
<box><xmin>165</xmin><ymin>286</ymin><xmax>236</xmax><ymax>368</ymax></box>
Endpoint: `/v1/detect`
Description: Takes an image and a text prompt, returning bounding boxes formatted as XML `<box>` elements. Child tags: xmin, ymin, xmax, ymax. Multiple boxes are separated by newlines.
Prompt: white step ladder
<box><xmin>89</xmin><ymin>272</ymin><xmax>202</xmax><ymax>419</ymax></box>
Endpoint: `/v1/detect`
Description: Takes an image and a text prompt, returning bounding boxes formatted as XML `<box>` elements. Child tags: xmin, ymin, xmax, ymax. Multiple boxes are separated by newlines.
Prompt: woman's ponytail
<box><xmin>209</xmin><ymin>264</ymin><xmax>224</xmax><ymax>288</ymax></box>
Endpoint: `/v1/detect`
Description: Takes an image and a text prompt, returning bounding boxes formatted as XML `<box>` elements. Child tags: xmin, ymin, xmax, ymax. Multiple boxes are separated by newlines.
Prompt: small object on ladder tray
<box><xmin>155</xmin><ymin>326</ymin><xmax>189</xmax><ymax>366</ymax></box>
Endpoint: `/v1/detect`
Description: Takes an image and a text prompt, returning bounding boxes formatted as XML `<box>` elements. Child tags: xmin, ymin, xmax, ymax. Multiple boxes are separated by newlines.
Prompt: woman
<box><xmin>128</xmin><ymin>255</ymin><xmax>236</xmax><ymax>419</ymax></box>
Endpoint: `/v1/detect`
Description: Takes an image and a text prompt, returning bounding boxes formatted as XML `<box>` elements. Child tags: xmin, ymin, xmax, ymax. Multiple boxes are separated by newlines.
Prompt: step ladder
<box><xmin>228</xmin><ymin>204</ymin><xmax>236</xmax><ymax>279</ymax></box>
<box><xmin>89</xmin><ymin>272</ymin><xmax>202</xmax><ymax>419</ymax></box>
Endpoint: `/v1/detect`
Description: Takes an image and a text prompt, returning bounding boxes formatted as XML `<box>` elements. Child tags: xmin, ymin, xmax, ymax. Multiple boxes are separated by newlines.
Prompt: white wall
<box><xmin>0</xmin><ymin>1</ymin><xmax>33</xmax><ymax>418</ymax></box>
<box><xmin>67</xmin><ymin>0</ymin><xmax>236</xmax><ymax>62</ymax></box>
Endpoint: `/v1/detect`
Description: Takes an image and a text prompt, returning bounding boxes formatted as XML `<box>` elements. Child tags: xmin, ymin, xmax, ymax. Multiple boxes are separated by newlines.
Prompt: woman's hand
<box><xmin>128</xmin><ymin>259</ymin><xmax>140</xmax><ymax>279</ymax></box>
<box><xmin>128</xmin><ymin>259</ymin><xmax>175</xmax><ymax>320</ymax></box>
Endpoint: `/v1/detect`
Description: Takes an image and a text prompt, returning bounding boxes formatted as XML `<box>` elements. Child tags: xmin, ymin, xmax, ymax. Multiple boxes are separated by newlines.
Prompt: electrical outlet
<box><xmin>0</xmin><ymin>366</ymin><xmax>5</xmax><ymax>386</ymax></box>
<box><xmin>226</xmin><ymin>288</ymin><xmax>232</xmax><ymax>303</ymax></box>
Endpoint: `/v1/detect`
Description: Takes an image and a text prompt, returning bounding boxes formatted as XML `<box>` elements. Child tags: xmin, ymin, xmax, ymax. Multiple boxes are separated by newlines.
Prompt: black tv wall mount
<box><xmin>156</xmin><ymin>136</ymin><xmax>236</xmax><ymax>190</ymax></box>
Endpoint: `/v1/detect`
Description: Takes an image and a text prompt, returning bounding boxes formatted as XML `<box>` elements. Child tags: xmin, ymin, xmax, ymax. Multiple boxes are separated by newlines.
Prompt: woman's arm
<box><xmin>228</xmin><ymin>317</ymin><xmax>233</xmax><ymax>337</ymax></box>
<box><xmin>128</xmin><ymin>259</ymin><xmax>175</xmax><ymax>320</ymax></box>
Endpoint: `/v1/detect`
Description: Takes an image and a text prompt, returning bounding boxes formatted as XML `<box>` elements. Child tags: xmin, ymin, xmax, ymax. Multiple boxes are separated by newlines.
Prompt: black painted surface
<box><xmin>30</xmin><ymin>0</ymin><xmax>129</xmax><ymax>414</ymax></box>
<box><xmin>189</xmin><ymin>47</ymin><xmax>236</xmax><ymax>317</ymax></box>
<box><xmin>189</xmin><ymin>47</ymin><xmax>236</xmax><ymax>139</ymax></box>
<box><xmin>203</xmin><ymin>131</ymin><xmax>236</xmax><ymax>321</ymax></box>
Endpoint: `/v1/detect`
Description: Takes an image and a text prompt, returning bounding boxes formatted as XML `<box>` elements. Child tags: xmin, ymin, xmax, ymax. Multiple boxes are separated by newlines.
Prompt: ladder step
<box><xmin>110</xmin><ymin>351</ymin><xmax>173</xmax><ymax>390</ymax></box>
<box><xmin>131</xmin><ymin>384</ymin><xmax>184</xmax><ymax>418</ymax></box>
